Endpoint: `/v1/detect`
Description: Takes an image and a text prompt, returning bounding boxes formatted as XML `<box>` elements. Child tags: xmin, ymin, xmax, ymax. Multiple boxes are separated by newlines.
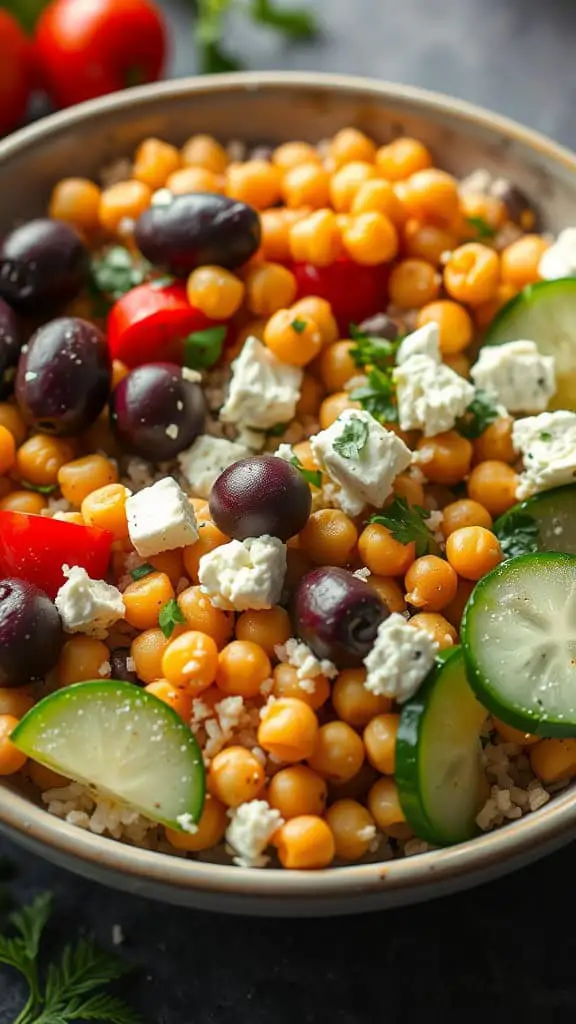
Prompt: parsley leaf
<box><xmin>333</xmin><ymin>417</ymin><xmax>370</xmax><ymax>459</ymax></box>
<box><xmin>456</xmin><ymin>389</ymin><xmax>500</xmax><ymax>439</ymax></box>
<box><xmin>290</xmin><ymin>318</ymin><xmax>307</xmax><ymax>334</ymax></box>
<box><xmin>349</xmin><ymin>323</ymin><xmax>400</xmax><ymax>369</ymax></box>
<box><xmin>289</xmin><ymin>454</ymin><xmax>322</xmax><ymax>488</ymax></box>
<box><xmin>540</xmin><ymin>431</ymin><xmax>552</xmax><ymax>441</ymax></box>
<box><xmin>249</xmin><ymin>0</ymin><xmax>317</xmax><ymax>37</ymax></box>
<box><xmin>159</xmin><ymin>598</ymin><xmax>186</xmax><ymax>639</ymax></box>
<box><xmin>130</xmin><ymin>563</ymin><xmax>155</xmax><ymax>581</ymax></box>
<box><xmin>20</xmin><ymin>481</ymin><xmax>58</xmax><ymax>495</ymax></box>
<box><xmin>494</xmin><ymin>509</ymin><xmax>540</xmax><ymax>560</ymax></box>
<box><xmin>466</xmin><ymin>216</ymin><xmax>496</xmax><ymax>239</ymax></box>
<box><xmin>350</xmin><ymin>367</ymin><xmax>398</xmax><ymax>423</ymax></box>
<box><xmin>371</xmin><ymin>498</ymin><xmax>437</xmax><ymax>557</ymax></box>
<box><xmin>90</xmin><ymin>246</ymin><xmax>149</xmax><ymax>302</ymax></box>
<box><xmin>183</xmin><ymin>325</ymin><xmax>227</xmax><ymax>370</ymax></box>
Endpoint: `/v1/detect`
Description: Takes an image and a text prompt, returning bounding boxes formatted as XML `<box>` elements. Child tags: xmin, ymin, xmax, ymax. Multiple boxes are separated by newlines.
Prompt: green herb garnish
<box><xmin>333</xmin><ymin>417</ymin><xmax>369</xmax><ymax>459</ymax></box>
<box><xmin>90</xmin><ymin>246</ymin><xmax>149</xmax><ymax>302</ymax></box>
<box><xmin>465</xmin><ymin>216</ymin><xmax>497</xmax><ymax>239</ymax></box>
<box><xmin>494</xmin><ymin>509</ymin><xmax>540</xmax><ymax>560</ymax></box>
<box><xmin>130</xmin><ymin>563</ymin><xmax>155</xmax><ymax>581</ymax></box>
<box><xmin>183</xmin><ymin>325</ymin><xmax>227</xmax><ymax>370</ymax></box>
<box><xmin>456</xmin><ymin>389</ymin><xmax>500</xmax><ymax>439</ymax></box>
<box><xmin>289</xmin><ymin>454</ymin><xmax>322</xmax><ymax>488</ymax></box>
<box><xmin>350</xmin><ymin>367</ymin><xmax>398</xmax><ymax>423</ymax></box>
<box><xmin>371</xmin><ymin>497</ymin><xmax>437</xmax><ymax>557</ymax></box>
<box><xmin>159</xmin><ymin>599</ymin><xmax>186</xmax><ymax>639</ymax></box>
<box><xmin>20</xmin><ymin>482</ymin><xmax>58</xmax><ymax>495</ymax></box>
<box><xmin>290</xmin><ymin>318</ymin><xmax>307</xmax><ymax>334</ymax></box>
<box><xmin>349</xmin><ymin>323</ymin><xmax>400</xmax><ymax>369</ymax></box>
<box><xmin>0</xmin><ymin>891</ymin><xmax>140</xmax><ymax>1024</ymax></box>
<box><xmin>540</xmin><ymin>431</ymin><xmax>552</xmax><ymax>441</ymax></box>
<box><xmin>195</xmin><ymin>0</ymin><xmax>317</xmax><ymax>74</ymax></box>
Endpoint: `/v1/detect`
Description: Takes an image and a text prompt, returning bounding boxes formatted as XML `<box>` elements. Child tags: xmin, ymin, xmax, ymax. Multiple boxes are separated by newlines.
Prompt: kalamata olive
<box><xmin>0</xmin><ymin>218</ymin><xmax>90</xmax><ymax>313</ymax></box>
<box><xmin>0</xmin><ymin>578</ymin><xmax>63</xmax><ymax>687</ymax></box>
<box><xmin>110</xmin><ymin>362</ymin><xmax>206</xmax><ymax>461</ymax></box>
<box><xmin>210</xmin><ymin>456</ymin><xmax>312</xmax><ymax>541</ymax></box>
<box><xmin>134</xmin><ymin>193</ymin><xmax>261</xmax><ymax>275</ymax></box>
<box><xmin>110</xmin><ymin>648</ymin><xmax>140</xmax><ymax>685</ymax></box>
<box><xmin>489</xmin><ymin>179</ymin><xmax>541</xmax><ymax>231</ymax></box>
<box><xmin>0</xmin><ymin>297</ymin><xmax>21</xmax><ymax>399</ymax></box>
<box><xmin>15</xmin><ymin>317</ymin><xmax>111</xmax><ymax>436</ymax></box>
<box><xmin>357</xmin><ymin>312</ymin><xmax>399</xmax><ymax>341</ymax></box>
<box><xmin>293</xmin><ymin>567</ymin><xmax>388</xmax><ymax>668</ymax></box>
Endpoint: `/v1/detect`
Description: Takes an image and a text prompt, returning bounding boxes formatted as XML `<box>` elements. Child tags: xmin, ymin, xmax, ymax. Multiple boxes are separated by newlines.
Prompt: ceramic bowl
<box><xmin>0</xmin><ymin>72</ymin><xmax>575</xmax><ymax>916</ymax></box>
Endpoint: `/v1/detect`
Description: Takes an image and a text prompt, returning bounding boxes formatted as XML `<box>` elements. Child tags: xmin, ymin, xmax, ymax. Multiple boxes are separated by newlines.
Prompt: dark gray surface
<box><xmin>2</xmin><ymin>0</ymin><xmax>576</xmax><ymax>1019</ymax></box>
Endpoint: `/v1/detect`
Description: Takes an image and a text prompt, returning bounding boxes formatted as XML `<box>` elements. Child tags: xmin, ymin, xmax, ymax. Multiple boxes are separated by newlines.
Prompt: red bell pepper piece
<box><xmin>0</xmin><ymin>512</ymin><xmax>113</xmax><ymax>599</ymax></box>
<box><xmin>290</xmin><ymin>258</ymin><xmax>390</xmax><ymax>333</ymax></box>
<box><xmin>107</xmin><ymin>282</ymin><xmax>220</xmax><ymax>368</ymax></box>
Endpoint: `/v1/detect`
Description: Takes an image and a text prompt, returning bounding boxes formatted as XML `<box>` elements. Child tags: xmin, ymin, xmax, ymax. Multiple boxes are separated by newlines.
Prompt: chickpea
<box><xmin>161</xmin><ymin>630</ymin><xmax>219</xmax><ymax>694</ymax></box>
<box><xmin>444</xmin><ymin>243</ymin><xmax>500</xmax><ymax>306</ymax></box>
<box><xmin>0</xmin><ymin>715</ymin><xmax>27</xmax><ymax>775</ymax></box>
<box><xmin>216</xmin><ymin>640</ymin><xmax>271</xmax><ymax>698</ymax></box>
<box><xmin>0</xmin><ymin>491</ymin><xmax>46</xmax><ymax>514</ymax></box>
<box><xmin>473</xmin><ymin>282</ymin><xmax>518</xmax><ymax>329</ymax></box>
<box><xmin>296</xmin><ymin>373</ymin><xmax>326</xmax><ymax>417</ymax></box>
<box><xmin>404</xmin><ymin>555</ymin><xmax>458</xmax><ymax>612</ymax></box>
<box><xmin>145</xmin><ymin>680</ymin><xmax>192</xmax><ymax>721</ymax></box>
<box><xmin>443</xmin><ymin>577</ymin><xmax>475</xmax><ymax>628</ymax></box>
<box><xmin>258</xmin><ymin>697</ymin><xmax>319</xmax><ymax>762</ymax></box>
<box><xmin>272</xmin><ymin>140</ymin><xmax>321</xmax><ymax>170</ymax></box>
<box><xmin>263</xmin><ymin>309</ymin><xmax>322</xmax><ymax>367</ymax></box>
<box><xmin>58</xmin><ymin>637</ymin><xmax>111</xmax><ymax>688</ymax></box>
<box><xmin>166</xmin><ymin>166</ymin><xmax>224</xmax><ymax>195</ymax></box>
<box><xmin>409</xmin><ymin>612</ymin><xmax>458</xmax><ymax>650</ymax></box>
<box><xmin>165</xmin><ymin>795</ymin><xmax>227</xmax><ymax>851</ymax></box>
<box><xmin>467</xmin><ymin>460</ymin><xmax>518</xmax><ymax>517</ymax></box>
<box><xmin>187</xmin><ymin>265</ymin><xmax>245</xmax><ymax>320</ymax></box>
<box><xmin>367</xmin><ymin>777</ymin><xmax>410</xmax><ymax>835</ymax></box>
<box><xmin>130</xmin><ymin>628</ymin><xmax>170</xmax><ymax>684</ymax></box>
<box><xmin>326</xmin><ymin>799</ymin><xmax>377</xmax><ymax>860</ymax></box>
<box><xmin>392</xmin><ymin>471</ymin><xmax>425</xmax><ymax>508</ymax></box>
<box><xmin>49</xmin><ymin>177</ymin><xmax>102</xmax><ymax>232</ymax></box>
<box><xmin>244</xmin><ymin>262</ymin><xmax>297</xmax><ymax>317</ymax></box>
<box><xmin>181</xmin><ymin>134</ymin><xmax>228</xmax><ymax>174</ymax></box>
<box><xmin>358</xmin><ymin>522</ymin><xmax>415</xmax><ymax>576</ymax></box>
<box><xmin>375</xmin><ymin>137</ymin><xmax>432</xmax><ymax>180</ymax></box>
<box><xmin>226</xmin><ymin>160</ymin><xmax>282</xmax><ymax>209</ymax></box>
<box><xmin>0</xmin><ymin>426</ymin><xmax>15</xmax><ymax>476</ymax></box>
<box><xmin>445</xmin><ymin>526</ymin><xmax>502</xmax><ymax>581</ymax></box>
<box><xmin>235</xmin><ymin>606</ymin><xmax>291</xmax><ymax>657</ymax></box>
<box><xmin>442</xmin><ymin>499</ymin><xmax>493</xmax><ymax>537</ymax></box>
<box><xmin>332</xmin><ymin>668</ymin><xmax>391</xmax><ymax>727</ymax></box>
<box><xmin>307</xmin><ymin>721</ymin><xmax>365</xmax><ymax>782</ymax></box>
<box><xmin>208</xmin><ymin>747</ymin><xmax>265</xmax><ymax>807</ymax></box>
<box><xmin>402</xmin><ymin>168</ymin><xmax>460</xmax><ymax>226</ymax></box>
<box><xmin>275</xmin><ymin>815</ymin><xmax>335</xmax><ymax>869</ymax></box>
<box><xmin>183</xmin><ymin>521</ymin><xmax>229</xmax><ymax>583</ymax></box>
<box><xmin>530</xmin><ymin>739</ymin><xmax>576</xmax><ymax>785</ymax></box>
<box><xmin>260</xmin><ymin>208</ymin><xmax>302</xmax><ymax>262</ymax></box>
<box><xmin>500</xmin><ymin>234</ymin><xmax>550</xmax><ymax>288</ymax></box>
<box><xmin>493</xmin><ymin>718</ymin><xmax>539</xmax><ymax>747</ymax></box>
<box><xmin>133</xmin><ymin>138</ymin><xmax>181</xmax><ymax>190</ymax></box>
<box><xmin>342</xmin><ymin>212</ymin><xmax>399</xmax><ymax>265</ymax></box>
<box><xmin>289</xmin><ymin>209</ymin><xmax>342</xmax><ymax>267</ymax></box>
<box><xmin>299</xmin><ymin>509</ymin><xmax>358</xmax><ymax>567</ymax></box>
<box><xmin>329</xmin><ymin>128</ymin><xmax>377</xmax><ymax>168</ymax></box>
<box><xmin>0</xmin><ymin>404</ymin><xmax>26</xmax><ymax>446</ymax></box>
<box><xmin>472</xmin><ymin>416</ymin><xmax>516</xmax><ymax>465</ymax></box>
<box><xmin>388</xmin><ymin>259</ymin><xmax>440</xmax><ymax>308</ymax></box>
<box><xmin>57</xmin><ymin>454</ymin><xmax>118</xmax><ymax>507</ymax></box>
<box><xmin>98</xmin><ymin>180</ymin><xmax>151</xmax><ymax>235</ymax></box>
<box><xmin>268</xmin><ymin>765</ymin><xmax>327</xmax><ymax>819</ymax></box>
<box><xmin>123</xmin><ymin>572</ymin><xmax>175</xmax><ymax>631</ymax></box>
<box><xmin>319</xmin><ymin>392</ymin><xmax>360</xmax><ymax>429</ymax></box>
<box><xmin>282</xmin><ymin>162</ymin><xmax>330</xmax><ymax>209</ymax></box>
<box><xmin>417</xmin><ymin>300</ymin><xmax>473</xmax><ymax>355</ymax></box>
<box><xmin>402</xmin><ymin>219</ymin><xmax>457</xmax><ymax>266</ymax></box>
<box><xmin>351</xmin><ymin>178</ymin><xmax>407</xmax><ymax>227</ymax></box>
<box><xmin>290</xmin><ymin>296</ymin><xmax>339</xmax><ymax>347</ymax></box>
<box><xmin>178</xmin><ymin>586</ymin><xmax>234</xmax><ymax>649</ymax></box>
<box><xmin>415</xmin><ymin>431</ymin><xmax>473</xmax><ymax>486</ymax></box>
<box><xmin>272</xmin><ymin>664</ymin><xmax>331</xmax><ymax>712</ymax></box>
<box><xmin>367</xmin><ymin>576</ymin><xmax>407</xmax><ymax>615</ymax></box>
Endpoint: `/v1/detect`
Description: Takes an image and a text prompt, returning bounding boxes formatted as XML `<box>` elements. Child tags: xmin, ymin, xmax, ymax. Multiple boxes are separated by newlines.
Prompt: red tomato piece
<box><xmin>0</xmin><ymin>511</ymin><xmax>113</xmax><ymax>598</ymax></box>
<box><xmin>290</xmin><ymin>258</ymin><xmax>390</xmax><ymax>333</ymax></box>
<box><xmin>107</xmin><ymin>282</ymin><xmax>218</xmax><ymax>368</ymax></box>
<box><xmin>0</xmin><ymin>11</ymin><xmax>34</xmax><ymax>136</ymax></box>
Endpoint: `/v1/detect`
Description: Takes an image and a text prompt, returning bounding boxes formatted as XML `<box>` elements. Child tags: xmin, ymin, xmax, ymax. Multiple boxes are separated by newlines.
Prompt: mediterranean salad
<box><xmin>0</xmin><ymin>127</ymin><xmax>575</xmax><ymax>870</ymax></box>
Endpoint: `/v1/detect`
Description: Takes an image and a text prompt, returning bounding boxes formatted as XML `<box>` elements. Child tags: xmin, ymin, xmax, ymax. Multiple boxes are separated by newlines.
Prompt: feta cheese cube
<box><xmin>226</xmin><ymin>800</ymin><xmax>284</xmax><ymax>868</ymax></box>
<box><xmin>396</xmin><ymin>323</ymin><xmax>441</xmax><ymax>365</ymax></box>
<box><xmin>512</xmin><ymin>410</ymin><xmax>576</xmax><ymax>499</ymax></box>
<box><xmin>538</xmin><ymin>228</ymin><xmax>576</xmax><ymax>280</ymax></box>
<box><xmin>310</xmin><ymin>409</ymin><xmax>411</xmax><ymax>515</ymax></box>
<box><xmin>199</xmin><ymin>535</ymin><xmax>286</xmax><ymax>611</ymax></box>
<box><xmin>126</xmin><ymin>477</ymin><xmax>198</xmax><ymax>557</ymax></box>
<box><xmin>55</xmin><ymin>566</ymin><xmax>125</xmax><ymax>639</ymax></box>
<box><xmin>178</xmin><ymin>435</ymin><xmax>251</xmax><ymax>499</ymax></box>
<box><xmin>393</xmin><ymin>355</ymin><xmax>475</xmax><ymax>436</ymax></box>
<box><xmin>470</xmin><ymin>340</ymin><xmax>556</xmax><ymax>413</ymax></box>
<box><xmin>220</xmin><ymin>336</ymin><xmax>302</xmax><ymax>431</ymax></box>
<box><xmin>363</xmin><ymin>613</ymin><xmax>437</xmax><ymax>703</ymax></box>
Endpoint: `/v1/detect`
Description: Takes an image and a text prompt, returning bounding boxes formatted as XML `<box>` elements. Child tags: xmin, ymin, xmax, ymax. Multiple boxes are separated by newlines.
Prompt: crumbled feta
<box><xmin>126</xmin><ymin>477</ymin><xmax>198</xmax><ymax>557</ymax></box>
<box><xmin>275</xmin><ymin>637</ymin><xmax>337</xmax><ymax>680</ymax></box>
<box><xmin>219</xmin><ymin>336</ymin><xmax>302</xmax><ymax>431</ymax></box>
<box><xmin>182</xmin><ymin>367</ymin><xmax>202</xmax><ymax>383</ymax></box>
<box><xmin>512</xmin><ymin>410</ymin><xmax>576</xmax><ymax>499</ymax></box>
<box><xmin>363</xmin><ymin>613</ymin><xmax>437</xmax><ymax>703</ymax></box>
<box><xmin>396</xmin><ymin>323</ymin><xmax>441</xmax><ymax>366</ymax></box>
<box><xmin>178</xmin><ymin>435</ymin><xmax>251</xmax><ymax>499</ymax></box>
<box><xmin>176</xmin><ymin>813</ymin><xmax>199</xmax><ymax>834</ymax></box>
<box><xmin>538</xmin><ymin>228</ymin><xmax>576</xmax><ymax>280</ymax></box>
<box><xmin>471</xmin><ymin>340</ymin><xmax>556</xmax><ymax>413</ymax></box>
<box><xmin>393</xmin><ymin>356</ymin><xmax>475</xmax><ymax>436</ymax></box>
<box><xmin>226</xmin><ymin>800</ymin><xmax>283</xmax><ymax>868</ymax></box>
<box><xmin>273</xmin><ymin>443</ymin><xmax>295</xmax><ymax>462</ymax></box>
<box><xmin>199</xmin><ymin>535</ymin><xmax>286</xmax><ymax>611</ymax></box>
<box><xmin>55</xmin><ymin>566</ymin><xmax>125</xmax><ymax>639</ymax></box>
<box><xmin>310</xmin><ymin>409</ymin><xmax>411</xmax><ymax>515</ymax></box>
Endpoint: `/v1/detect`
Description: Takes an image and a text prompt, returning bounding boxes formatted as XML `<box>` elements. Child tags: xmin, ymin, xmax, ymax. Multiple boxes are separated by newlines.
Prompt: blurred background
<box><xmin>2</xmin><ymin>0</ymin><xmax>576</xmax><ymax>145</ymax></box>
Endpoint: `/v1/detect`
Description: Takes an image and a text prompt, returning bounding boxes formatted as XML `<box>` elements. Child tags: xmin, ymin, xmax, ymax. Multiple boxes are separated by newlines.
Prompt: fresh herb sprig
<box><xmin>465</xmin><ymin>216</ymin><xmax>496</xmax><ymax>240</ymax></box>
<box><xmin>349</xmin><ymin>323</ymin><xmax>400</xmax><ymax>370</ymax></box>
<box><xmin>0</xmin><ymin>892</ymin><xmax>140</xmax><ymax>1024</ymax></box>
<box><xmin>194</xmin><ymin>0</ymin><xmax>317</xmax><ymax>74</ymax></box>
<box><xmin>289</xmin><ymin>453</ymin><xmax>321</xmax><ymax>488</ymax></box>
<box><xmin>159</xmin><ymin>598</ymin><xmax>186</xmax><ymax>639</ymax></box>
<box><xmin>371</xmin><ymin>497</ymin><xmax>438</xmax><ymax>557</ymax></box>
<box><xmin>494</xmin><ymin>509</ymin><xmax>540</xmax><ymax>560</ymax></box>
<box><xmin>90</xmin><ymin>247</ymin><xmax>150</xmax><ymax>304</ymax></box>
<box><xmin>350</xmin><ymin>367</ymin><xmax>398</xmax><ymax>424</ymax></box>
<box><xmin>456</xmin><ymin>389</ymin><xmax>500</xmax><ymax>439</ymax></box>
<box><xmin>333</xmin><ymin>417</ymin><xmax>369</xmax><ymax>459</ymax></box>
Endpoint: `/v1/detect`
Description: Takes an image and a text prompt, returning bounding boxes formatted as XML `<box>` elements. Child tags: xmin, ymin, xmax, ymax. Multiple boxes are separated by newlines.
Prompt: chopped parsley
<box><xmin>333</xmin><ymin>417</ymin><xmax>370</xmax><ymax>459</ymax></box>
<box><xmin>290</xmin><ymin>318</ymin><xmax>307</xmax><ymax>334</ymax></box>
<box><xmin>20</xmin><ymin>481</ymin><xmax>58</xmax><ymax>495</ymax></box>
<box><xmin>183</xmin><ymin>325</ymin><xmax>227</xmax><ymax>369</ymax></box>
<box><xmin>89</xmin><ymin>245</ymin><xmax>150</xmax><ymax>302</ymax></box>
<box><xmin>130</xmin><ymin>562</ymin><xmax>155</xmax><ymax>581</ymax></box>
<box><xmin>456</xmin><ymin>389</ymin><xmax>500</xmax><ymax>439</ymax></box>
<box><xmin>540</xmin><ymin>431</ymin><xmax>552</xmax><ymax>441</ymax></box>
<box><xmin>349</xmin><ymin>323</ymin><xmax>400</xmax><ymax>369</ymax></box>
<box><xmin>465</xmin><ymin>216</ymin><xmax>497</xmax><ymax>239</ymax></box>
<box><xmin>494</xmin><ymin>509</ymin><xmax>540</xmax><ymax>560</ymax></box>
<box><xmin>289</xmin><ymin>453</ymin><xmax>322</xmax><ymax>488</ymax></box>
<box><xmin>371</xmin><ymin>497</ymin><xmax>437</xmax><ymax>557</ymax></box>
<box><xmin>159</xmin><ymin>598</ymin><xmax>186</xmax><ymax>639</ymax></box>
<box><xmin>350</xmin><ymin>367</ymin><xmax>398</xmax><ymax>423</ymax></box>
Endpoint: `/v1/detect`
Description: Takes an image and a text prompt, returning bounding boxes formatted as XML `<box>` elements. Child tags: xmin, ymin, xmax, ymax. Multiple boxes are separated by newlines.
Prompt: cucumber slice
<box><xmin>395</xmin><ymin>648</ymin><xmax>487</xmax><ymax>846</ymax></box>
<box><xmin>461</xmin><ymin>552</ymin><xmax>576</xmax><ymax>736</ymax></box>
<box><xmin>11</xmin><ymin>681</ymin><xmax>205</xmax><ymax>829</ymax></box>
<box><xmin>494</xmin><ymin>484</ymin><xmax>576</xmax><ymax>557</ymax></box>
<box><xmin>484</xmin><ymin>278</ymin><xmax>576</xmax><ymax>410</ymax></box>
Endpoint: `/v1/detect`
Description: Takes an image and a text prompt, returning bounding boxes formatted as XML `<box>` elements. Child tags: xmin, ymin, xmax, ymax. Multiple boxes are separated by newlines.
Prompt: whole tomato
<box><xmin>0</xmin><ymin>11</ymin><xmax>34</xmax><ymax>136</ymax></box>
<box><xmin>35</xmin><ymin>0</ymin><xmax>167</xmax><ymax>108</ymax></box>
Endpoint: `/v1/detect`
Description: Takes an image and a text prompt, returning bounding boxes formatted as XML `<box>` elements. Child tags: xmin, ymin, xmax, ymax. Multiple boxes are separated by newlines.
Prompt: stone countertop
<box><xmin>2</xmin><ymin>0</ymin><xmax>576</xmax><ymax>1019</ymax></box>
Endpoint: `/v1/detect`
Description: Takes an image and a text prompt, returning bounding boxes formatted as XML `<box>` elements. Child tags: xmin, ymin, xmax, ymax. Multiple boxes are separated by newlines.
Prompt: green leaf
<box><xmin>130</xmin><ymin>563</ymin><xmax>155</xmax><ymax>581</ymax></box>
<box><xmin>289</xmin><ymin>454</ymin><xmax>322</xmax><ymax>488</ymax></box>
<box><xmin>45</xmin><ymin>991</ymin><xmax>141</xmax><ymax>1024</ymax></box>
<box><xmin>10</xmin><ymin>892</ymin><xmax>52</xmax><ymax>964</ymax></box>
<box><xmin>456</xmin><ymin>389</ymin><xmax>500</xmax><ymax>439</ymax></box>
<box><xmin>249</xmin><ymin>0</ymin><xmax>317</xmax><ymax>37</ymax></box>
<box><xmin>290</xmin><ymin>318</ymin><xmax>307</xmax><ymax>334</ymax></box>
<box><xmin>158</xmin><ymin>599</ymin><xmax>186</xmax><ymax>639</ymax></box>
<box><xmin>494</xmin><ymin>509</ymin><xmax>540</xmax><ymax>560</ymax></box>
<box><xmin>90</xmin><ymin>247</ymin><xmax>149</xmax><ymax>303</ymax></box>
<box><xmin>20</xmin><ymin>481</ymin><xmax>59</xmax><ymax>495</ymax></box>
<box><xmin>332</xmin><ymin>417</ymin><xmax>370</xmax><ymax>460</ymax></box>
<box><xmin>540</xmin><ymin>431</ymin><xmax>552</xmax><ymax>441</ymax></box>
<box><xmin>350</xmin><ymin>367</ymin><xmax>398</xmax><ymax>423</ymax></box>
<box><xmin>183</xmin><ymin>325</ymin><xmax>227</xmax><ymax>370</ymax></box>
<box><xmin>465</xmin><ymin>216</ymin><xmax>496</xmax><ymax>239</ymax></box>
<box><xmin>371</xmin><ymin>498</ymin><xmax>436</xmax><ymax>557</ymax></box>
<box><xmin>349</xmin><ymin>324</ymin><xmax>400</xmax><ymax>369</ymax></box>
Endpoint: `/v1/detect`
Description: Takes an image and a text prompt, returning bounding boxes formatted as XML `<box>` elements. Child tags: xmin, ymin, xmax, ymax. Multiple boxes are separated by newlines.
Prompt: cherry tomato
<box><xmin>290</xmin><ymin>258</ymin><xmax>390</xmax><ymax>333</ymax></box>
<box><xmin>35</xmin><ymin>0</ymin><xmax>166</xmax><ymax>108</ymax></box>
<box><xmin>0</xmin><ymin>11</ymin><xmax>34</xmax><ymax>136</ymax></box>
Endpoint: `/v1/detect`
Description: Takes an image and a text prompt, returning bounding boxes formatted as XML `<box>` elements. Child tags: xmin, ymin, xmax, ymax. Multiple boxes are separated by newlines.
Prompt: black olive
<box><xmin>0</xmin><ymin>218</ymin><xmax>90</xmax><ymax>313</ymax></box>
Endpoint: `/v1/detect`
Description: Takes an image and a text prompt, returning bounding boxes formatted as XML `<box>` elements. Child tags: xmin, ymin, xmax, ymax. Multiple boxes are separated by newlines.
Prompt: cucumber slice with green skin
<box><xmin>494</xmin><ymin>484</ymin><xmax>576</xmax><ymax>557</ymax></box>
<box><xmin>395</xmin><ymin>647</ymin><xmax>487</xmax><ymax>846</ymax></box>
<box><xmin>11</xmin><ymin>680</ymin><xmax>205</xmax><ymax>829</ymax></box>
<box><xmin>484</xmin><ymin>278</ymin><xmax>576</xmax><ymax>410</ymax></box>
<box><xmin>461</xmin><ymin>552</ymin><xmax>576</xmax><ymax>737</ymax></box>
